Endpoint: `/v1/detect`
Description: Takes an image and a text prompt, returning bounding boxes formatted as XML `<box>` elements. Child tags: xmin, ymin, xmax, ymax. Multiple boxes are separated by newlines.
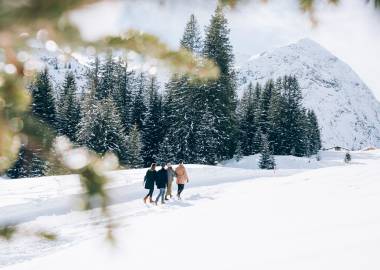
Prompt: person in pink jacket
<box><xmin>175</xmin><ymin>160</ymin><xmax>189</xmax><ymax>200</ymax></box>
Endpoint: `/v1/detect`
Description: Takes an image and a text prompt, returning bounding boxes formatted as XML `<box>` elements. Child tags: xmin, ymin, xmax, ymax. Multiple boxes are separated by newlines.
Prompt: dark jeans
<box><xmin>146</xmin><ymin>188</ymin><xmax>154</xmax><ymax>198</ymax></box>
<box><xmin>155</xmin><ymin>188</ymin><xmax>166</xmax><ymax>203</ymax></box>
<box><xmin>177</xmin><ymin>184</ymin><xmax>185</xmax><ymax>196</ymax></box>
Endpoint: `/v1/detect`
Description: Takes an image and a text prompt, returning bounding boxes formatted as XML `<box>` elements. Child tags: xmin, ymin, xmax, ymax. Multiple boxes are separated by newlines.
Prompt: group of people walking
<box><xmin>143</xmin><ymin>160</ymin><xmax>189</xmax><ymax>205</ymax></box>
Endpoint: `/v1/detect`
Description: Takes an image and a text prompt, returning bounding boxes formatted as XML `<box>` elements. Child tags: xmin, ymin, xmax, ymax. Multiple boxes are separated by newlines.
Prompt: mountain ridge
<box><xmin>239</xmin><ymin>38</ymin><xmax>380</xmax><ymax>150</ymax></box>
<box><xmin>38</xmin><ymin>38</ymin><xmax>380</xmax><ymax>150</ymax></box>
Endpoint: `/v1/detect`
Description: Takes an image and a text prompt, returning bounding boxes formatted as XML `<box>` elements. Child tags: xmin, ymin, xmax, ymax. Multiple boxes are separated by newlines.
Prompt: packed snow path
<box><xmin>1</xmin><ymin>150</ymin><xmax>380</xmax><ymax>269</ymax></box>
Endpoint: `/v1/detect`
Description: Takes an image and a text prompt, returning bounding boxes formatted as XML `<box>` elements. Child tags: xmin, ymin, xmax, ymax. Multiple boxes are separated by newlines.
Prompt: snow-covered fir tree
<box><xmin>164</xmin><ymin>14</ymin><xmax>203</xmax><ymax>163</ymax></box>
<box><xmin>157</xmin><ymin>136</ymin><xmax>174</xmax><ymax>164</ymax></box>
<box><xmin>141</xmin><ymin>76</ymin><xmax>163</xmax><ymax>166</ymax></box>
<box><xmin>112</xmin><ymin>58</ymin><xmax>134</xmax><ymax>131</ymax></box>
<box><xmin>131</xmin><ymin>73</ymin><xmax>147</xmax><ymax>130</ymax></box>
<box><xmin>6</xmin><ymin>146</ymin><xmax>47</xmax><ymax>178</ymax></box>
<box><xmin>126</xmin><ymin>124</ymin><xmax>143</xmax><ymax>168</ymax></box>
<box><xmin>238</xmin><ymin>82</ymin><xmax>259</xmax><ymax>155</ymax></box>
<box><xmin>258</xmin><ymin>133</ymin><xmax>276</xmax><ymax>170</ymax></box>
<box><xmin>234</xmin><ymin>141</ymin><xmax>243</xmax><ymax>162</ymax></box>
<box><xmin>196</xmin><ymin>106</ymin><xmax>219</xmax><ymax>165</ymax></box>
<box><xmin>77</xmin><ymin>95</ymin><xmax>127</xmax><ymax>163</ymax></box>
<box><xmin>57</xmin><ymin>71</ymin><xmax>80</xmax><ymax>142</ymax></box>
<box><xmin>30</xmin><ymin>68</ymin><xmax>56</xmax><ymax>128</ymax></box>
<box><xmin>202</xmin><ymin>6</ymin><xmax>238</xmax><ymax>160</ymax></box>
<box><xmin>98</xmin><ymin>54</ymin><xmax>115</xmax><ymax>99</ymax></box>
<box><xmin>258</xmin><ymin>79</ymin><xmax>274</xmax><ymax>136</ymax></box>
<box><xmin>180</xmin><ymin>14</ymin><xmax>202</xmax><ymax>55</ymax></box>
<box><xmin>281</xmin><ymin>75</ymin><xmax>305</xmax><ymax>156</ymax></box>
<box><xmin>268</xmin><ymin>77</ymin><xmax>286</xmax><ymax>155</ymax></box>
<box><xmin>12</xmin><ymin>68</ymin><xmax>57</xmax><ymax>178</ymax></box>
<box><xmin>306</xmin><ymin>109</ymin><xmax>322</xmax><ymax>155</ymax></box>
<box><xmin>86</xmin><ymin>56</ymin><xmax>101</xmax><ymax>99</ymax></box>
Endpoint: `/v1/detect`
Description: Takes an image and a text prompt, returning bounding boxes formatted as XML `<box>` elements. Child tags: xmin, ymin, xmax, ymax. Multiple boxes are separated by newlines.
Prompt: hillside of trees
<box><xmin>6</xmin><ymin>8</ymin><xmax>321</xmax><ymax>178</ymax></box>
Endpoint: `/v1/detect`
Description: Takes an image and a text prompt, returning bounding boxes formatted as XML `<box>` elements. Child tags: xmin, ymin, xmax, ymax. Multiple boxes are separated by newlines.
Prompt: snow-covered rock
<box><xmin>239</xmin><ymin>38</ymin><xmax>380</xmax><ymax>150</ymax></box>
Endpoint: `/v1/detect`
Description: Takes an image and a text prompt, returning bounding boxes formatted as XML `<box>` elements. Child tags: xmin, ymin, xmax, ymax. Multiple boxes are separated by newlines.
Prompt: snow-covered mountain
<box><xmin>239</xmin><ymin>38</ymin><xmax>380</xmax><ymax>150</ymax></box>
<box><xmin>34</xmin><ymin>48</ymin><xmax>88</xmax><ymax>94</ymax></box>
<box><xmin>37</xmin><ymin>38</ymin><xmax>380</xmax><ymax>150</ymax></box>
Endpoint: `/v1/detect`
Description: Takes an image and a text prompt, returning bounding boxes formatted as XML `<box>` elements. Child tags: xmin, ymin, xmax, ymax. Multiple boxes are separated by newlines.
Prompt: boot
<box><xmin>143</xmin><ymin>196</ymin><xmax>148</xmax><ymax>204</ymax></box>
<box><xmin>165</xmin><ymin>196</ymin><xmax>169</xmax><ymax>201</ymax></box>
<box><xmin>149</xmin><ymin>197</ymin><xmax>154</xmax><ymax>203</ymax></box>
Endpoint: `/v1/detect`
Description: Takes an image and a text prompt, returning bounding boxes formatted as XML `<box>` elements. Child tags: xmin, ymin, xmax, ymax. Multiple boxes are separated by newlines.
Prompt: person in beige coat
<box><xmin>175</xmin><ymin>160</ymin><xmax>189</xmax><ymax>200</ymax></box>
<box><xmin>165</xmin><ymin>163</ymin><xmax>175</xmax><ymax>200</ymax></box>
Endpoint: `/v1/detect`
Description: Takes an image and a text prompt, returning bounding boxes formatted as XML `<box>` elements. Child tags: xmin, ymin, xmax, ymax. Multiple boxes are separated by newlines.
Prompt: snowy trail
<box><xmin>0</xmin><ymin>165</ymin><xmax>301</xmax><ymax>267</ymax></box>
<box><xmin>0</xmin><ymin>166</ymin><xmax>299</xmax><ymax>226</ymax></box>
<box><xmin>2</xmin><ymin>151</ymin><xmax>380</xmax><ymax>269</ymax></box>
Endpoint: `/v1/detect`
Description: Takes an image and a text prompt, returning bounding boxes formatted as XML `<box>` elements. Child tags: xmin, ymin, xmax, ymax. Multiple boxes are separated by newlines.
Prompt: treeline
<box><xmin>6</xmin><ymin>8</ymin><xmax>321</xmax><ymax>178</ymax></box>
<box><xmin>237</xmin><ymin>76</ymin><xmax>321</xmax><ymax>159</ymax></box>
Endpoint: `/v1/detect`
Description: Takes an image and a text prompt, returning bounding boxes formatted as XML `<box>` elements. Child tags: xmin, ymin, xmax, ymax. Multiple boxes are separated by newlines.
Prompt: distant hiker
<box><xmin>175</xmin><ymin>160</ymin><xmax>189</xmax><ymax>200</ymax></box>
<box><xmin>155</xmin><ymin>163</ymin><xmax>168</xmax><ymax>205</ymax></box>
<box><xmin>165</xmin><ymin>163</ymin><xmax>175</xmax><ymax>200</ymax></box>
<box><xmin>143</xmin><ymin>163</ymin><xmax>157</xmax><ymax>204</ymax></box>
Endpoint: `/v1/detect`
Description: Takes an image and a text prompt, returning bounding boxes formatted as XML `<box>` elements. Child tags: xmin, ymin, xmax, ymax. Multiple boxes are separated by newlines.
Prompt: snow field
<box><xmin>1</xmin><ymin>150</ymin><xmax>380</xmax><ymax>269</ymax></box>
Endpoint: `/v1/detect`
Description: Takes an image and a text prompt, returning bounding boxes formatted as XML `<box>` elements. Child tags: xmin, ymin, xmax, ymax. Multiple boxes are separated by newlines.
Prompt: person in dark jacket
<box><xmin>155</xmin><ymin>163</ymin><xmax>168</xmax><ymax>205</ymax></box>
<box><xmin>143</xmin><ymin>163</ymin><xmax>157</xmax><ymax>204</ymax></box>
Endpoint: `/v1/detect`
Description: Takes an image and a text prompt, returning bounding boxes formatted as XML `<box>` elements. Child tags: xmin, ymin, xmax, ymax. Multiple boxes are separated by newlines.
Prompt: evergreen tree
<box><xmin>86</xmin><ymin>56</ymin><xmax>101</xmax><ymax>99</ymax></box>
<box><xmin>252</xmin><ymin>127</ymin><xmax>263</xmax><ymax>154</ymax></box>
<box><xmin>234</xmin><ymin>141</ymin><xmax>243</xmax><ymax>162</ymax></box>
<box><xmin>6</xmin><ymin>146</ymin><xmax>47</xmax><ymax>178</ymax></box>
<box><xmin>281</xmin><ymin>75</ymin><xmax>304</xmax><ymax>156</ymax></box>
<box><xmin>141</xmin><ymin>76</ymin><xmax>163</xmax><ymax>166</ymax></box>
<box><xmin>258</xmin><ymin>133</ymin><xmax>276</xmax><ymax>170</ymax></box>
<box><xmin>112</xmin><ymin>58</ymin><xmax>134</xmax><ymax>131</ymax></box>
<box><xmin>126</xmin><ymin>124</ymin><xmax>143</xmax><ymax>168</ymax></box>
<box><xmin>157</xmin><ymin>136</ymin><xmax>174</xmax><ymax>164</ymax></box>
<box><xmin>202</xmin><ymin>6</ymin><xmax>238</xmax><ymax>160</ymax></box>
<box><xmin>306</xmin><ymin>110</ymin><xmax>322</xmax><ymax>155</ymax></box>
<box><xmin>98</xmin><ymin>54</ymin><xmax>115</xmax><ymax>99</ymax></box>
<box><xmin>164</xmin><ymin>14</ymin><xmax>203</xmax><ymax>163</ymax></box>
<box><xmin>57</xmin><ymin>71</ymin><xmax>80</xmax><ymax>141</ymax></box>
<box><xmin>258</xmin><ymin>79</ymin><xmax>274</xmax><ymax>135</ymax></box>
<box><xmin>22</xmin><ymin>68</ymin><xmax>57</xmax><ymax>177</ymax></box>
<box><xmin>238</xmin><ymin>82</ymin><xmax>262</xmax><ymax>155</ymax></box>
<box><xmin>196</xmin><ymin>107</ymin><xmax>218</xmax><ymax>165</ymax></box>
<box><xmin>77</xmin><ymin>97</ymin><xmax>127</xmax><ymax>163</ymax></box>
<box><xmin>30</xmin><ymin>68</ymin><xmax>56</xmax><ymax>127</ymax></box>
<box><xmin>131</xmin><ymin>73</ymin><xmax>147</xmax><ymax>129</ymax></box>
<box><xmin>180</xmin><ymin>14</ymin><xmax>202</xmax><ymax>54</ymax></box>
<box><xmin>268</xmin><ymin>78</ymin><xmax>286</xmax><ymax>155</ymax></box>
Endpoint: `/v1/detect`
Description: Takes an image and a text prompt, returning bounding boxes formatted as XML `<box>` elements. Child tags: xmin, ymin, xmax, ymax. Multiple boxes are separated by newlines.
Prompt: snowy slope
<box><xmin>33</xmin><ymin>49</ymin><xmax>88</xmax><ymax>94</ymax></box>
<box><xmin>1</xmin><ymin>150</ymin><xmax>380</xmax><ymax>269</ymax></box>
<box><xmin>239</xmin><ymin>38</ymin><xmax>380</xmax><ymax>150</ymax></box>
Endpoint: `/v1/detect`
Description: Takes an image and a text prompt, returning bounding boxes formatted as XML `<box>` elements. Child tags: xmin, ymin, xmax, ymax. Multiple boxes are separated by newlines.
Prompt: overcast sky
<box><xmin>72</xmin><ymin>0</ymin><xmax>380</xmax><ymax>101</ymax></box>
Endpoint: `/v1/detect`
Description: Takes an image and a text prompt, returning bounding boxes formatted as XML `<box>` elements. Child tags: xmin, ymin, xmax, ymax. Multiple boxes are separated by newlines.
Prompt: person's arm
<box><xmin>143</xmin><ymin>172</ymin><xmax>147</xmax><ymax>186</ymax></box>
<box><xmin>185</xmin><ymin>169</ymin><xmax>189</xmax><ymax>183</ymax></box>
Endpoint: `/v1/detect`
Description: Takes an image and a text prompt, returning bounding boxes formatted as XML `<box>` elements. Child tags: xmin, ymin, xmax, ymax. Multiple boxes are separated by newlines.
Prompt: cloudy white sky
<box><xmin>72</xmin><ymin>0</ymin><xmax>380</xmax><ymax>100</ymax></box>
